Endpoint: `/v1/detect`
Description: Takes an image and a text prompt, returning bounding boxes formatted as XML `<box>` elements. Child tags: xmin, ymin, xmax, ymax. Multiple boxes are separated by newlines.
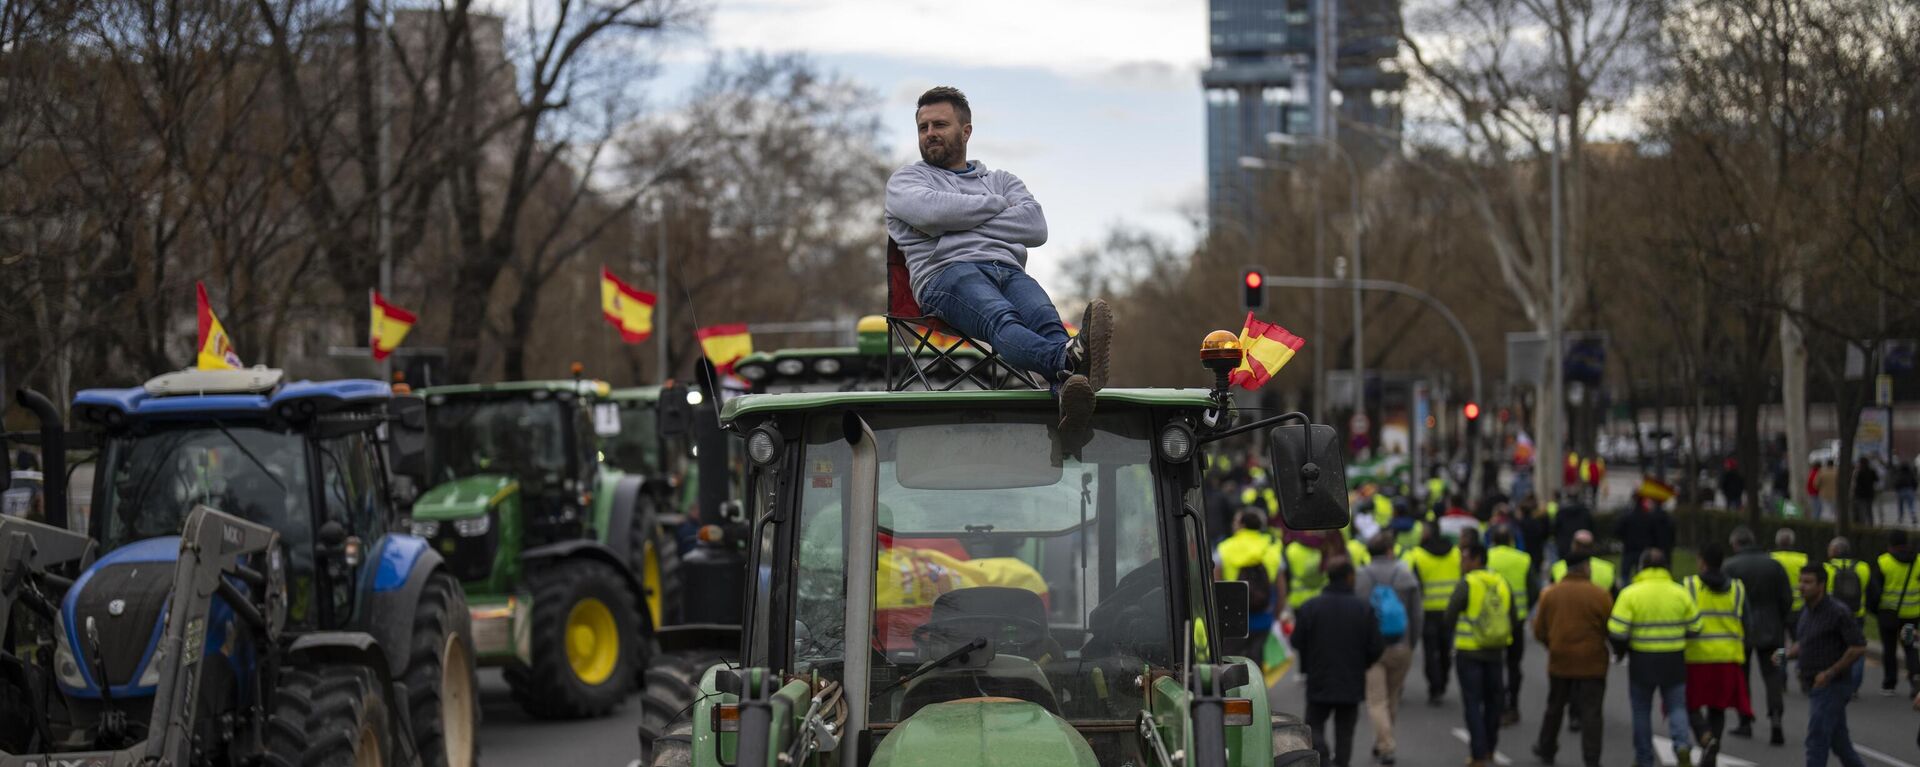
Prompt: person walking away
<box><xmin>1610</xmin><ymin>549</ymin><xmax>1698</xmax><ymax>767</ymax></box>
<box><xmin>1285</xmin><ymin>530</ymin><xmax>1332</xmax><ymax>614</ymax></box>
<box><xmin>1487</xmin><ymin>524</ymin><xmax>1537</xmax><ymax>726</ymax></box>
<box><xmin>1724</xmin><ymin>526</ymin><xmax>1792</xmax><ymax>744</ymax></box>
<box><xmin>1552</xmin><ymin>493</ymin><xmax>1595</xmax><ymax>568</ymax></box>
<box><xmin>1530</xmin><ymin>553</ymin><xmax>1613</xmax><ymax>767</ymax></box>
<box><xmin>1816</xmin><ymin>461</ymin><xmax>1839</xmax><ymax>521</ymax></box>
<box><xmin>1519</xmin><ymin>497</ymin><xmax>1552</xmax><ymax>576</ymax></box>
<box><xmin>1409</xmin><ymin>523</ymin><xmax>1463</xmax><ymax>703</ymax></box>
<box><xmin>1823</xmin><ymin>537</ymin><xmax>1873</xmax><ymax>689</ymax></box>
<box><xmin>1720</xmin><ymin>459</ymin><xmax>1747</xmax><ymax>511</ymax></box>
<box><xmin>1356</xmin><ymin>531</ymin><xmax>1422</xmax><ymax>765</ymax></box>
<box><xmin>1683</xmin><ymin>543</ymin><xmax>1751</xmax><ymax>767</ymax></box>
<box><xmin>885</xmin><ymin>86</ymin><xmax>1113</xmax><ymax>430</ymax></box>
<box><xmin>1873</xmin><ymin>529</ymin><xmax>1920</xmax><ymax>697</ymax></box>
<box><xmin>1617</xmin><ymin>504</ymin><xmax>1660</xmax><ymax>582</ymax></box>
<box><xmin>1853</xmin><ymin>457</ymin><xmax>1880</xmax><ymax>527</ymax></box>
<box><xmin>1293</xmin><ymin>558</ymin><xmax>1386</xmax><ymax>767</ymax></box>
<box><xmin>1895</xmin><ymin>455</ymin><xmax>1919</xmax><ymax>524</ymax></box>
<box><xmin>1447</xmin><ymin>542</ymin><xmax>1517</xmax><ymax>767</ymax></box>
<box><xmin>1772</xmin><ymin>528</ymin><xmax>1808</xmax><ymax>640</ymax></box>
<box><xmin>1552</xmin><ymin>530</ymin><xmax>1618</xmax><ymax>596</ymax></box>
<box><xmin>1787</xmin><ymin>567</ymin><xmax>1869</xmax><ymax>767</ymax></box>
<box><xmin>1214</xmin><ymin>508</ymin><xmax>1283</xmax><ymax>664</ymax></box>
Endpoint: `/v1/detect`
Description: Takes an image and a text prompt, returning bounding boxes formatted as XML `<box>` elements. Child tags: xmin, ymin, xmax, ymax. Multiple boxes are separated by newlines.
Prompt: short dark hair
<box><xmin>1489</xmin><ymin>523</ymin><xmax>1513</xmax><ymax>546</ymax></box>
<box><xmin>1236</xmin><ymin>508</ymin><xmax>1267</xmax><ymax>532</ymax></box>
<box><xmin>1460</xmin><ymin>541</ymin><xmax>1488</xmax><ymax>565</ymax></box>
<box><xmin>1892</xmin><ymin>529</ymin><xmax>1910</xmax><ymax>547</ymax></box>
<box><xmin>916</xmin><ymin>86</ymin><xmax>971</xmax><ymax>124</ymax></box>
<box><xmin>1700</xmin><ymin>542</ymin><xmax>1726</xmax><ymax>570</ymax></box>
<box><xmin>1729</xmin><ymin>526</ymin><xmax>1756</xmax><ymax>549</ymax></box>
<box><xmin>1367</xmin><ymin>531</ymin><xmax>1395</xmax><ymax>557</ymax></box>
<box><xmin>1641</xmin><ymin>547</ymin><xmax>1669</xmax><ymax>570</ymax></box>
<box><xmin>1326</xmin><ymin>556</ymin><xmax>1355</xmax><ymax>584</ymax></box>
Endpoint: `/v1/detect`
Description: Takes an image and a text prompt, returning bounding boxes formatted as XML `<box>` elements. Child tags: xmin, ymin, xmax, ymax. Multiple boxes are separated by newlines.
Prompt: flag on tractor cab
<box><xmin>195</xmin><ymin>282</ymin><xmax>244</xmax><ymax>370</ymax></box>
<box><xmin>1227</xmin><ymin>312</ymin><xmax>1305</xmax><ymax>390</ymax></box>
<box><xmin>696</xmin><ymin>323</ymin><xmax>753</xmax><ymax>375</ymax></box>
<box><xmin>369</xmin><ymin>290</ymin><xmax>417</xmax><ymax>361</ymax></box>
<box><xmin>599</xmin><ymin>266</ymin><xmax>656</xmax><ymax>343</ymax></box>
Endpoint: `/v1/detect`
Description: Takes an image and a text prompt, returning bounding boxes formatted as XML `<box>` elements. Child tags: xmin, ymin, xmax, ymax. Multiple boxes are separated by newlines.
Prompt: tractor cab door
<box><xmin>313</xmin><ymin>424</ymin><xmax>391</xmax><ymax>623</ymax></box>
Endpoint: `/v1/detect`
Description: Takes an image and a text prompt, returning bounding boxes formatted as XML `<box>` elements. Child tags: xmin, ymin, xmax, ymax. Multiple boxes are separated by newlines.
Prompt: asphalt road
<box><xmin>1270</xmin><ymin>635</ymin><xmax>1920</xmax><ymax>767</ymax></box>
<box><xmin>476</xmin><ymin>669</ymin><xmax>645</xmax><ymax>766</ymax></box>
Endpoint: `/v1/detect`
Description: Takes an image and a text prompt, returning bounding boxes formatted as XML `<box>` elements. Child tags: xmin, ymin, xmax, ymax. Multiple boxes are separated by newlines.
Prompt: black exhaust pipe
<box><xmin>16</xmin><ymin>389</ymin><xmax>66</xmax><ymax>530</ymax></box>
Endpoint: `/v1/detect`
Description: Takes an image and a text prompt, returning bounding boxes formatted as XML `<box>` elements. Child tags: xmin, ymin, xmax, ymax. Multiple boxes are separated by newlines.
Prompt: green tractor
<box><xmin>642</xmin><ymin>331</ymin><xmax>1350</xmax><ymax>767</ymax></box>
<box><xmin>410</xmin><ymin>379</ymin><xmax>670</xmax><ymax>718</ymax></box>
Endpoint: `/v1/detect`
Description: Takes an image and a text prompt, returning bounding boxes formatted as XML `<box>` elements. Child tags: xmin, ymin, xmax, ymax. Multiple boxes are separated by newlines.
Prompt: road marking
<box><xmin>1449</xmin><ymin>728</ymin><xmax>1512</xmax><ymax>766</ymax></box>
<box><xmin>1652</xmin><ymin>736</ymin><xmax>1755</xmax><ymax>767</ymax></box>
<box><xmin>1858</xmin><ymin>744</ymin><xmax>1920</xmax><ymax>767</ymax></box>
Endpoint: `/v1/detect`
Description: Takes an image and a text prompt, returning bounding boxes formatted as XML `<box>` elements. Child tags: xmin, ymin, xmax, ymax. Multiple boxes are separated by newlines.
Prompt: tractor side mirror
<box><xmin>390</xmin><ymin>475</ymin><xmax>419</xmax><ymax>510</ymax></box>
<box><xmin>1265</xmin><ymin>423</ymin><xmax>1349</xmax><ymax>530</ymax></box>
<box><xmin>1212</xmin><ymin>580</ymin><xmax>1251</xmax><ymax>640</ymax></box>
<box><xmin>385</xmin><ymin>397</ymin><xmax>430</xmax><ymax>484</ymax></box>
<box><xmin>657</xmin><ymin>383</ymin><xmax>692</xmax><ymax>438</ymax></box>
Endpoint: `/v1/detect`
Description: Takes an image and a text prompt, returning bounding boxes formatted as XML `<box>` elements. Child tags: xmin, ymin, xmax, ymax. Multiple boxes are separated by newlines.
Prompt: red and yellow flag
<box><xmin>1227</xmin><ymin>311</ymin><xmax>1305</xmax><ymax>390</ymax></box>
<box><xmin>370</xmin><ymin>290</ymin><xmax>417</xmax><ymax>361</ymax></box>
<box><xmin>696</xmin><ymin>323</ymin><xmax>753</xmax><ymax>375</ymax></box>
<box><xmin>195</xmin><ymin>282</ymin><xmax>244</xmax><ymax>370</ymax></box>
<box><xmin>599</xmin><ymin>267</ymin><xmax>657</xmax><ymax>343</ymax></box>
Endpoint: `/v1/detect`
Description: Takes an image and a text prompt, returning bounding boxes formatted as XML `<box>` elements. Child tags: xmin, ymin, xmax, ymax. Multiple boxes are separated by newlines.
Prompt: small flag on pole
<box><xmin>196</xmin><ymin>282</ymin><xmax>244</xmax><ymax>370</ymax></box>
<box><xmin>600</xmin><ymin>267</ymin><xmax>657</xmax><ymax>344</ymax></box>
<box><xmin>695</xmin><ymin>323</ymin><xmax>753</xmax><ymax>375</ymax></box>
<box><xmin>1227</xmin><ymin>312</ymin><xmax>1305</xmax><ymax>390</ymax></box>
<box><xmin>370</xmin><ymin>290</ymin><xmax>417</xmax><ymax>361</ymax></box>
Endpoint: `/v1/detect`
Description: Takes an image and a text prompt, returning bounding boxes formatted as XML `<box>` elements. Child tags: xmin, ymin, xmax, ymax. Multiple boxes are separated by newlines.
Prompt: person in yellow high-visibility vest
<box><xmin>1285</xmin><ymin>532</ymin><xmax>1332</xmax><ymax>612</ymax></box>
<box><xmin>1872</xmin><ymin>530</ymin><xmax>1920</xmax><ymax>696</ymax></box>
<box><xmin>1771</xmin><ymin>528</ymin><xmax>1808</xmax><ymax>637</ymax></box>
<box><xmin>1486</xmin><ymin>525</ymin><xmax>1536</xmax><ymax>726</ymax></box>
<box><xmin>1444</xmin><ymin>541</ymin><xmax>1517</xmax><ymax>767</ymax></box>
<box><xmin>1241</xmin><ymin>483</ymin><xmax>1278</xmax><ymax>516</ymax></box>
<box><xmin>1550</xmin><ymin>530</ymin><xmax>1617</xmax><ymax>596</ymax></box>
<box><xmin>1408</xmin><ymin>524</ymin><xmax>1462</xmax><ymax>704</ymax></box>
<box><xmin>1215</xmin><ymin>509</ymin><xmax>1284</xmax><ymax>665</ymax></box>
<box><xmin>1608</xmin><ymin>549</ymin><xmax>1699</xmax><ymax>767</ymax></box>
<box><xmin>1682</xmin><ymin>543</ymin><xmax>1750</xmax><ymax>766</ymax></box>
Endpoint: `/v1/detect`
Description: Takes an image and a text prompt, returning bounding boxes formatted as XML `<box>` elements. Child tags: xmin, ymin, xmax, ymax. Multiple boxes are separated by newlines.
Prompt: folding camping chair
<box><xmin>884</xmin><ymin>239</ymin><xmax>1047</xmax><ymax>392</ymax></box>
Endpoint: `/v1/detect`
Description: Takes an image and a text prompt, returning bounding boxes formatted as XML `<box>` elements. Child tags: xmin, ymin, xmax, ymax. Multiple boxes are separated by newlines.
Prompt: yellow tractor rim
<box><xmin>565</xmin><ymin>597</ymin><xmax>620</xmax><ymax>685</ymax></box>
<box><xmin>642</xmin><ymin>540</ymin><xmax>663</xmax><ymax>628</ymax></box>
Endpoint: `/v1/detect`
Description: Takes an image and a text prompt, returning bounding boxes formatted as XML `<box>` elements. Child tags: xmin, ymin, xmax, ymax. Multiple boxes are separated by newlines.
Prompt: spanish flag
<box><xmin>195</xmin><ymin>282</ymin><xmax>244</xmax><ymax>370</ymax></box>
<box><xmin>1635</xmin><ymin>476</ymin><xmax>1676</xmax><ymax>503</ymax></box>
<box><xmin>696</xmin><ymin>323</ymin><xmax>753</xmax><ymax>375</ymax></box>
<box><xmin>1227</xmin><ymin>312</ymin><xmax>1305</xmax><ymax>390</ymax></box>
<box><xmin>599</xmin><ymin>267</ymin><xmax>656</xmax><ymax>343</ymax></box>
<box><xmin>370</xmin><ymin>290</ymin><xmax>417</xmax><ymax>361</ymax></box>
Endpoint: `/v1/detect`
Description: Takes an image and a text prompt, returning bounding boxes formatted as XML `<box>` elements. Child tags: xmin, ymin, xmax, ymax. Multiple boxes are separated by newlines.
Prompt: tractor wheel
<box><xmin>646</xmin><ymin>720</ymin><xmax>694</xmax><ymax>767</ymax></box>
<box><xmin>634</xmin><ymin>507</ymin><xmax>681</xmax><ymax>631</ymax></box>
<box><xmin>508</xmin><ymin>559</ymin><xmax>640</xmax><ymax>718</ymax></box>
<box><xmin>266</xmin><ymin>664</ymin><xmax>396</xmax><ymax>767</ymax></box>
<box><xmin>404</xmin><ymin>573</ymin><xmax>479</xmax><ymax>767</ymax></box>
<box><xmin>638</xmin><ymin>651</ymin><xmax>727</xmax><ymax>742</ymax></box>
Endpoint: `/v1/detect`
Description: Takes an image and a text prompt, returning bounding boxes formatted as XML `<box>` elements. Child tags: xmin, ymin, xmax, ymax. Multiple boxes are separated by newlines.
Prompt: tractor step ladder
<box><xmin>883</xmin><ymin>239</ymin><xmax>1047</xmax><ymax>392</ymax></box>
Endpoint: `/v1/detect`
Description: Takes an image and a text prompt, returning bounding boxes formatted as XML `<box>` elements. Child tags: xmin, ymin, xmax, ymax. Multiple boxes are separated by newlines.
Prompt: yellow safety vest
<box><xmin>1771</xmin><ymin>550</ymin><xmax>1807</xmax><ymax>611</ymax></box>
<box><xmin>1241</xmin><ymin>486</ymin><xmax>1277</xmax><ymax>513</ymax></box>
<box><xmin>1552</xmin><ymin>557</ymin><xmax>1617</xmax><ymax>592</ymax></box>
<box><xmin>1347</xmin><ymin>537</ymin><xmax>1372</xmax><ymax>567</ymax></box>
<box><xmin>1426</xmin><ymin>477</ymin><xmax>1447</xmax><ymax>504</ymax></box>
<box><xmin>1545</xmin><ymin>500</ymin><xmax>1559</xmax><ymax>521</ymax></box>
<box><xmin>1488</xmin><ymin>545</ymin><xmax>1534</xmax><ymax>618</ymax></box>
<box><xmin>1393</xmin><ymin>524</ymin><xmax>1422</xmax><ymax>559</ymax></box>
<box><xmin>1372</xmin><ymin>494</ymin><xmax>1394</xmax><ymax>528</ymax></box>
<box><xmin>1879</xmin><ymin>554</ymin><xmax>1920</xmax><ymax>619</ymax></box>
<box><xmin>1216</xmin><ymin>530</ymin><xmax>1281</xmax><ymax>583</ymax></box>
<box><xmin>1409</xmin><ymin>546</ymin><xmax>1462</xmax><ymax>612</ymax></box>
<box><xmin>1608</xmin><ymin>567</ymin><xmax>1697</xmax><ymax>654</ymax></box>
<box><xmin>1683</xmin><ymin>576</ymin><xmax>1746</xmax><ymax>664</ymax></box>
<box><xmin>1454</xmin><ymin>569</ymin><xmax>1515</xmax><ymax>651</ymax></box>
<box><xmin>1285</xmin><ymin>542</ymin><xmax>1326</xmax><ymax>609</ymax></box>
<box><xmin>1824</xmin><ymin>558</ymin><xmax>1872</xmax><ymax>618</ymax></box>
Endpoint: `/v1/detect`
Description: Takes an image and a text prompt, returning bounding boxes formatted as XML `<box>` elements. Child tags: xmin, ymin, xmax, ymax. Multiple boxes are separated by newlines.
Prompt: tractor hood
<box><xmin>60</xmin><ymin>537</ymin><xmax>179</xmax><ymax>698</ymax></box>
<box><xmin>870</xmin><ymin>700</ymin><xmax>1099</xmax><ymax>767</ymax></box>
<box><xmin>413</xmin><ymin>474</ymin><xmax>517</xmax><ymax>520</ymax></box>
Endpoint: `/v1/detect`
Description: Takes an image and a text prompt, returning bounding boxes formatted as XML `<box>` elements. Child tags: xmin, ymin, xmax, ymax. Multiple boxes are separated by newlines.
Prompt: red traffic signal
<box><xmin>1241</xmin><ymin>267</ymin><xmax>1266</xmax><ymax>311</ymax></box>
<box><xmin>1463</xmin><ymin>402</ymin><xmax>1481</xmax><ymax>420</ymax></box>
<box><xmin>1244</xmin><ymin>271</ymin><xmax>1263</xmax><ymax>289</ymax></box>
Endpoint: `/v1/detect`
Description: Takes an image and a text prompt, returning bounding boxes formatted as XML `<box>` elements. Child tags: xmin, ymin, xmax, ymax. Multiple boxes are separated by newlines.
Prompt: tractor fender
<box><xmin>360</xmin><ymin>535</ymin><xmax>450</xmax><ymax>677</ymax></box>
<box><xmin>603</xmin><ymin>474</ymin><xmax>648</xmax><ymax>569</ymax></box>
<box><xmin>523</xmin><ymin>540</ymin><xmax>646</xmax><ymax>616</ymax></box>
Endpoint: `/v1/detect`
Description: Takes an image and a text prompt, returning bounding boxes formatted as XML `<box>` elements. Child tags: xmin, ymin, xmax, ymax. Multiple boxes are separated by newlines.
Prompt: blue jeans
<box><xmin>1456</xmin><ymin>656</ymin><xmax>1504</xmax><ymax>759</ymax></box>
<box><xmin>919</xmin><ymin>262</ymin><xmax>1069</xmax><ymax>380</ymax></box>
<box><xmin>1628</xmin><ymin>680</ymin><xmax>1689</xmax><ymax>767</ymax></box>
<box><xmin>1805</xmin><ymin>677</ymin><xmax>1867</xmax><ymax>767</ymax></box>
<box><xmin>1899</xmin><ymin>488</ymin><xmax>1916</xmax><ymax>523</ymax></box>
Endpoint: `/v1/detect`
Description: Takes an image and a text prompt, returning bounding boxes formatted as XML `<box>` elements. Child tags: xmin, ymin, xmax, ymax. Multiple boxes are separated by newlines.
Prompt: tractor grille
<box><xmin>432</xmin><ymin>516</ymin><xmax>500</xmax><ymax>582</ymax></box>
<box><xmin>71</xmin><ymin>561</ymin><xmax>175</xmax><ymax>687</ymax></box>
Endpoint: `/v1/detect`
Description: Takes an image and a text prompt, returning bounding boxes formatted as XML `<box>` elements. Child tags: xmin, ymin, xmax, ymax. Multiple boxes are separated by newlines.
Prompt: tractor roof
<box><xmin>418</xmin><ymin>379</ymin><xmax>611</xmax><ymax>398</ymax></box>
<box><xmin>74</xmin><ymin>369</ymin><xmax>389</xmax><ymax>424</ymax></box>
<box><xmin>719</xmin><ymin>387</ymin><xmax>1214</xmax><ymax>424</ymax></box>
<box><xmin>606</xmin><ymin>386</ymin><xmax>662</xmax><ymax>404</ymax></box>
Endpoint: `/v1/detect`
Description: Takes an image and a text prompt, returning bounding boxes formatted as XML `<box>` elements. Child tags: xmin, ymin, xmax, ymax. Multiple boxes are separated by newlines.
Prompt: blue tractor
<box><xmin>1</xmin><ymin>369</ymin><xmax>479</xmax><ymax>766</ymax></box>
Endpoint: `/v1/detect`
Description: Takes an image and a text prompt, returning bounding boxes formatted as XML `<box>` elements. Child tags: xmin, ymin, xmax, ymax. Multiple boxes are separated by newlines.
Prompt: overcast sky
<box><xmin>656</xmin><ymin>0</ymin><xmax>1214</xmax><ymax>295</ymax></box>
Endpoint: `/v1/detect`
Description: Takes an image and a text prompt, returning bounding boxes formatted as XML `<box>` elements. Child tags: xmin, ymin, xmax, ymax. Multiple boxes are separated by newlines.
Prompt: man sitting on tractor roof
<box><xmin>885</xmin><ymin>85</ymin><xmax>1113</xmax><ymax>431</ymax></box>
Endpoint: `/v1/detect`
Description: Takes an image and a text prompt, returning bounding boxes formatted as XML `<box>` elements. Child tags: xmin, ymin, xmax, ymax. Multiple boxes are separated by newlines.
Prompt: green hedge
<box><xmin>1588</xmin><ymin>507</ymin><xmax>1896</xmax><ymax>563</ymax></box>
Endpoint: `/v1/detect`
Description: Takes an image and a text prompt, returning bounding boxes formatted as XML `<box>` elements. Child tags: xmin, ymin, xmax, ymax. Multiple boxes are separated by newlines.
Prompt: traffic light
<box><xmin>1241</xmin><ymin>267</ymin><xmax>1265</xmax><ymax>311</ymax></box>
<box><xmin>1463</xmin><ymin>402</ymin><xmax>1481</xmax><ymax>421</ymax></box>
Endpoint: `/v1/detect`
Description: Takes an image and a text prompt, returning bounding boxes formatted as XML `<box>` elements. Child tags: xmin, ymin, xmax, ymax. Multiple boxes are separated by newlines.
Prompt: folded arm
<box><xmin>886</xmin><ymin>170</ymin><xmax>1006</xmax><ymax>237</ymax></box>
<box><xmin>967</xmin><ymin>174</ymin><xmax>1047</xmax><ymax>247</ymax></box>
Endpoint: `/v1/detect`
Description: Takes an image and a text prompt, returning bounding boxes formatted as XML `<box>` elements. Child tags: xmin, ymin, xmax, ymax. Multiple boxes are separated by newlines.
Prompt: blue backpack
<box><xmin>1370</xmin><ymin>583</ymin><xmax>1408</xmax><ymax>641</ymax></box>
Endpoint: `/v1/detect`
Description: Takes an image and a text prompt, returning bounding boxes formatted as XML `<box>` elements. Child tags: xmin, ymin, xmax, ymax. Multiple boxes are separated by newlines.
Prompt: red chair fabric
<box><xmin>887</xmin><ymin>239</ymin><xmax>955</xmax><ymax>334</ymax></box>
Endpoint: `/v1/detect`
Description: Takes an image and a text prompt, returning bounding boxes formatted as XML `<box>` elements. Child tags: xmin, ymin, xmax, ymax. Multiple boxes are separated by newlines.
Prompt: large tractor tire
<box><xmin>633</xmin><ymin>507</ymin><xmax>681</xmax><ymax>631</ymax></box>
<box><xmin>404</xmin><ymin>573</ymin><xmax>479</xmax><ymax>767</ymax></box>
<box><xmin>637</xmin><ymin>652</ymin><xmax>728</xmax><ymax>751</ymax></box>
<box><xmin>507</xmin><ymin>559</ymin><xmax>640</xmax><ymax>718</ymax></box>
<box><xmin>646</xmin><ymin>719</ymin><xmax>693</xmax><ymax>767</ymax></box>
<box><xmin>266</xmin><ymin>665</ymin><xmax>398</xmax><ymax>767</ymax></box>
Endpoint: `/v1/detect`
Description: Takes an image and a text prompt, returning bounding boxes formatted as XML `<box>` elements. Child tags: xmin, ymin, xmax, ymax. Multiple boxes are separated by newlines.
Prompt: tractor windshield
<box><xmin>790</xmin><ymin>409</ymin><xmax>1172</xmax><ymax>726</ymax></box>
<box><xmin>426</xmin><ymin>397</ymin><xmax>571</xmax><ymax>483</ymax></box>
<box><xmin>600</xmin><ymin>405</ymin><xmax>658</xmax><ymax>474</ymax></box>
<box><xmin>96</xmin><ymin>425</ymin><xmax>313</xmax><ymax>558</ymax></box>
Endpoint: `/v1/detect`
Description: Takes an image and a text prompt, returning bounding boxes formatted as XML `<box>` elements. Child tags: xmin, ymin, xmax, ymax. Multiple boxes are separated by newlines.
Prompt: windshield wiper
<box><xmin>211</xmin><ymin>419</ymin><xmax>286</xmax><ymax>492</ymax></box>
<box><xmin>868</xmin><ymin>637</ymin><xmax>990</xmax><ymax>704</ymax></box>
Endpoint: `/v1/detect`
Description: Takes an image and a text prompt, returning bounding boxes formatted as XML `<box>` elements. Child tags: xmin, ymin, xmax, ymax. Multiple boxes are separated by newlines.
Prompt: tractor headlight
<box><xmin>686</xmin><ymin>389</ymin><xmax>704</xmax><ymax>406</ymax></box>
<box><xmin>453</xmin><ymin>515</ymin><xmax>491</xmax><ymax>537</ymax></box>
<box><xmin>736</xmin><ymin>364</ymin><xmax>767</xmax><ymax>382</ymax></box>
<box><xmin>54</xmin><ymin>630</ymin><xmax>86</xmax><ymax>690</ymax></box>
<box><xmin>775</xmin><ymin>359</ymin><xmax>805</xmax><ymax>377</ymax></box>
<box><xmin>814</xmin><ymin>358</ymin><xmax>842</xmax><ymax>376</ymax></box>
<box><xmin>747</xmin><ymin>425</ymin><xmax>782</xmax><ymax>466</ymax></box>
<box><xmin>1159</xmin><ymin>423</ymin><xmax>1195</xmax><ymax>463</ymax></box>
<box><xmin>410</xmin><ymin>520</ymin><xmax>440</xmax><ymax>538</ymax></box>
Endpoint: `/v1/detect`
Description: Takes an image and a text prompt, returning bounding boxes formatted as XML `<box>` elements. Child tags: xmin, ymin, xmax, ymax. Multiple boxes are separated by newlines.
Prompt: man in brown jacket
<box><xmin>1531</xmin><ymin>553</ymin><xmax>1614</xmax><ymax>767</ymax></box>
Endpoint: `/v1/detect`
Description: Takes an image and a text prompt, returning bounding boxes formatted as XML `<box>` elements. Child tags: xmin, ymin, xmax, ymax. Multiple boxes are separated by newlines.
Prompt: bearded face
<box><xmin>916</xmin><ymin>102</ymin><xmax>969</xmax><ymax>169</ymax></box>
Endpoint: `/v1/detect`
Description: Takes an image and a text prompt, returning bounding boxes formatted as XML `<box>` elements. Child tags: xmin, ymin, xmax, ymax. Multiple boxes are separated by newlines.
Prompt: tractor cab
<box><xmin>646</xmin><ymin>332</ymin><xmax>1349</xmax><ymax>767</ymax></box>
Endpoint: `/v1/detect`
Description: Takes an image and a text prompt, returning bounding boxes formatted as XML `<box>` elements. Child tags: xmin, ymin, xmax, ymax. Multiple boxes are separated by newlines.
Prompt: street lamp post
<box><xmin>1264</xmin><ymin>133</ymin><xmax>1362</xmax><ymax>419</ymax></box>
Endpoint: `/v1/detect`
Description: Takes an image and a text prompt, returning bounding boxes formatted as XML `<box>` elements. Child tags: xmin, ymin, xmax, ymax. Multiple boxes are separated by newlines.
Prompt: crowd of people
<box><xmin>1207</xmin><ymin>465</ymin><xmax>1920</xmax><ymax>767</ymax></box>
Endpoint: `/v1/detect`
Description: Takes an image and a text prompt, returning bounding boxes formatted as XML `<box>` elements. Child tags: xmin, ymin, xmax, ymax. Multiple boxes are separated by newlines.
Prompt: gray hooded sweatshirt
<box><xmin>884</xmin><ymin>160</ymin><xmax>1048</xmax><ymax>301</ymax></box>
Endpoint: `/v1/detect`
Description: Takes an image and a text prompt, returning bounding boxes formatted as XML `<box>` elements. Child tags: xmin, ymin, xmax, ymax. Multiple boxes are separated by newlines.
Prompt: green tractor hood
<box><xmin>414</xmin><ymin>474</ymin><xmax>517</xmax><ymax>520</ymax></box>
<box><xmin>870</xmin><ymin>700</ymin><xmax>1098</xmax><ymax>767</ymax></box>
